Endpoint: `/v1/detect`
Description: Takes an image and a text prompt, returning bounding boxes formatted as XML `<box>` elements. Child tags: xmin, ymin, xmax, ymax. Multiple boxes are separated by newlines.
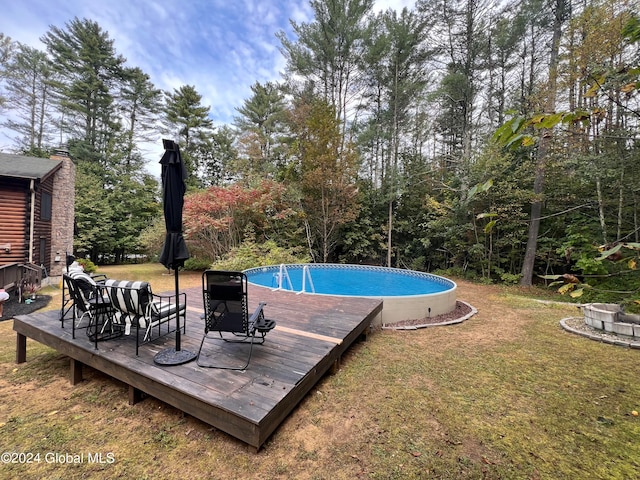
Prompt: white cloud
<box><xmin>373</xmin><ymin>0</ymin><xmax>416</xmax><ymax>13</ymax></box>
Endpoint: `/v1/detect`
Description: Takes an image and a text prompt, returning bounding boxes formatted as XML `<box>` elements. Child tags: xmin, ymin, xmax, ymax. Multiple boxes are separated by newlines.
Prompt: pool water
<box><xmin>244</xmin><ymin>264</ymin><xmax>454</xmax><ymax>297</ymax></box>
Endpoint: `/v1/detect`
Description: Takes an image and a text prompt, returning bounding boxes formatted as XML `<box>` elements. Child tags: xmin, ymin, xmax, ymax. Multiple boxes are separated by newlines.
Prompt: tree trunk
<box><xmin>617</xmin><ymin>169</ymin><xmax>624</xmax><ymax>241</ymax></box>
<box><xmin>387</xmin><ymin>200</ymin><xmax>393</xmax><ymax>267</ymax></box>
<box><xmin>520</xmin><ymin>0</ymin><xmax>567</xmax><ymax>286</ymax></box>
<box><xmin>595</xmin><ymin>176</ymin><xmax>608</xmax><ymax>244</ymax></box>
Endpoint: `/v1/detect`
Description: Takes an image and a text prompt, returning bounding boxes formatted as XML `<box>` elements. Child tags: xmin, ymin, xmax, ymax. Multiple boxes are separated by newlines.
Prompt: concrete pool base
<box><xmin>373</xmin><ymin>286</ymin><xmax>458</xmax><ymax>327</ymax></box>
<box><xmin>381</xmin><ymin>300</ymin><xmax>477</xmax><ymax>330</ymax></box>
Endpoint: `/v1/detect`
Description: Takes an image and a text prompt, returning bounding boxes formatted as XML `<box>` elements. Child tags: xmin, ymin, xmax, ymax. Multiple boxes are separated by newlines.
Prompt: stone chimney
<box><xmin>49</xmin><ymin>146</ymin><xmax>75</xmax><ymax>278</ymax></box>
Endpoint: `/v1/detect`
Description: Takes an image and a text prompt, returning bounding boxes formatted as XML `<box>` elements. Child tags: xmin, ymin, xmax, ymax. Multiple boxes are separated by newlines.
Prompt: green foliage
<box><xmin>72</xmin><ymin>149</ymin><xmax>160</xmax><ymax>263</ymax></box>
<box><xmin>76</xmin><ymin>257</ymin><xmax>97</xmax><ymax>273</ymax></box>
<box><xmin>500</xmin><ymin>272</ymin><xmax>522</xmax><ymax>285</ymax></box>
<box><xmin>288</xmin><ymin>99</ymin><xmax>360</xmax><ymax>262</ymax></box>
<box><xmin>182</xmin><ymin>257</ymin><xmax>212</xmax><ymax>271</ymax></box>
<box><xmin>337</xmin><ymin>182</ymin><xmax>386</xmax><ymax>264</ymax></box>
<box><xmin>42</xmin><ymin>17</ymin><xmax>125</xmax><ymax>149</ymax></box>
<box><xmin>575</xmin><ymin>254</ymin><xmax>608</xmax><ymax>276</ymax></box>
<box><xmin>2</xmin><ymin>44</ymin><xmax>56</xmax><ymax>151</ymax></box>
<box><xmin>163</xmin><ymin>85</ymin><xmax>214</xmax><ymax>188</ymax></box>
<box><xmin>138</xmin><ymin>216</ymin><xmax>166</xmax><ymax>261</ymax></box>
<box><xmin>277</xmin><ymin>0</ymin><xmax>374</xmax><ymax>125</ymax></box>
<box><xmin>212</xmin><ymin>233</ymin><xmax>310</xmax><ymax>272</ymax></box>
<box><xmin>232</xmin><ymin>81</ymin><xmax>287</xmax><ymax>182</ymax></box>
<box><xmin>574</xmin><ymin>273</ymin><xmax>640</xmax><ymax>313</ymax></box>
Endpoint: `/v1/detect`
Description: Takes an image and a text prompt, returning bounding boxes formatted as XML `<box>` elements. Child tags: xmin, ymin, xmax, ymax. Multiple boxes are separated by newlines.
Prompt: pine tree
<box><xmin>163</xmin><ymin>84</ymin><xmax>214</xmax><ymax>186</ymax></box>
<box><xmin>1</xmin><ymin>43</ymin><xmax>57</xmax><ymax>155</ymax></box>
<box><xmin>233</xmin><ymin>81</ymin><xmax>287</xmax><ymax>181</ymax></box>
<box><xmin>41</xmin><ymin>17</ymin><xmax>126</xmax><ymax>155</ymax></box>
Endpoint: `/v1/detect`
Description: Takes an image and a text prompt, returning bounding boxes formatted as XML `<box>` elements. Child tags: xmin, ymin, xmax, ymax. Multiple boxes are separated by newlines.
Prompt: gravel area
<box><xmin>0</xmin><ymin>295</ymin><xmax>52</xmax><ymax>322</ymax></box>
<box><xmin>382</xmin><ymin>300</ymin><xmax>477</xmax><ymax>330</ymax></box>
<box><xmin>560</xmin><ymin>316</ymin><xmax>640</xmax><ymax>348</ymax></box>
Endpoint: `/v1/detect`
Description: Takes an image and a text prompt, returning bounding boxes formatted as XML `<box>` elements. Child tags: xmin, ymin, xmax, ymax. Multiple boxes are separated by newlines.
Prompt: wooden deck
<box><xmin>13</xmin><ymin>285</ymin><xmax>382</xmax><ymax>451</ymax></box>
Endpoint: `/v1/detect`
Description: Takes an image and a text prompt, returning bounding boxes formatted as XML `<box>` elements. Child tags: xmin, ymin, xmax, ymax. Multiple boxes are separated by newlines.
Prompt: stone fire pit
<box><xmin>560</xmin><ymin>303</ymin><xmax>640</xmax><ymax>348</ymax></box>
<box><xmin>583</xmin><ymin>303</ymin><xmax>640</xmax><ymax>338</ymax></box>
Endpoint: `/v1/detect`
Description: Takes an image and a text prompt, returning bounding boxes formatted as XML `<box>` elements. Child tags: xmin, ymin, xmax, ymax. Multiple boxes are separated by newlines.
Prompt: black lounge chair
<box><xmin>197</xmin><ymin>270</ymin><xmax>275</xmax><ymax>370</ymax></box>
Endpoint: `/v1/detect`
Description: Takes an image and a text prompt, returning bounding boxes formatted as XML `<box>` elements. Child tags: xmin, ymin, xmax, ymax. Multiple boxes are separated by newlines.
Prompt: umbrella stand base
<box><xmin>153</xmin><ymin>347</ymin><xmax>197</xmax><ymax>366</ymax></box>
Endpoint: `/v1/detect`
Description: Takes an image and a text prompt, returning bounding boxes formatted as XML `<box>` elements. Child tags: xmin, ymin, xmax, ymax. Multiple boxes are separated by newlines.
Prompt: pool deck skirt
<box><xmin>13</xmin><ymin>285</ymin><xmax>382</xmax><ymax>451</ymax></box>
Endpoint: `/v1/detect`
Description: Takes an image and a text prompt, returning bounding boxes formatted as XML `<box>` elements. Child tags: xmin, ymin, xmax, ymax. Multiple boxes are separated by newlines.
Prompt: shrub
<box><xmin>183</xmin><ymin>257</ymin><xmax>213</xmax><ymax>271</ymax></box>
<box><xmin>500</xmin><ymin>272</ymin><xmax>522</xmax><ymax>285</ymax></box>
<box><xmin>212</xmin><ymin>238</ymin><xmax>310</xmax><ymax>272</ymax></box>
<box><xmin>77</xmin><ymin>257</ymin><xmax>97</xmax><ymax>273</ymax></box>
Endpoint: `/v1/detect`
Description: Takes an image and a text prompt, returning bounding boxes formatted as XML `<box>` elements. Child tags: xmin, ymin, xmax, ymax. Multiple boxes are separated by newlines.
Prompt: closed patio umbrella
<box><xmin>154</xmin><ymin>139</ymin><xmax>196</xmax><ymax>365</ymax></box>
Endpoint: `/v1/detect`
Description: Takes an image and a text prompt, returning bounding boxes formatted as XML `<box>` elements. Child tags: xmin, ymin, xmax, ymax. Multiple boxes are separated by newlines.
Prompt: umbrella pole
<box><xmin>174</xmin><ymin>264</ymin><xmax>181</xmax><ymax>351</ymax></box>
<box><xmin>153</xmin><ymin>139</ymin><xmax>196</xmax><ymax>366</ymax></box>
<box><xmin>153</xmin><ymin>263</ymin><xmax>196</xmax><ymax>365</ymax></box>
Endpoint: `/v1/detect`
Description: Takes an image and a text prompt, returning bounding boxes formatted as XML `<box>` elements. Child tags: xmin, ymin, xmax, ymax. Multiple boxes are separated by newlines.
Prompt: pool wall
<box><xmin>375</xmin><ymin>288</ymin><xmax>457</xmax><ymax>326</ymax></box>
<box><xmin>244</xmin><ymin>264</ymin><xmax>457</xmax><ymax>327</ymax></box>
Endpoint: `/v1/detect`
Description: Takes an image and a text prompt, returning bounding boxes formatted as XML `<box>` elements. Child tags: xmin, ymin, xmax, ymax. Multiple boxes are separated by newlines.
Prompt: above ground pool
<box><xmin>244</xmin><ymin>264</ymin><xmax>457</xmax><ymax>326</ymax></box>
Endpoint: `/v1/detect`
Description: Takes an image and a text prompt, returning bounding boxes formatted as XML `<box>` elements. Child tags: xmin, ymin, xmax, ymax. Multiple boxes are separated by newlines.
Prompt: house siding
<box><xmin>0</xmin><ymin>150</ymin><xmax>74</xmax><ymax>280</ymax></box>
<box><xmin>0</xmin><ymin>177</ymin><xmax>29</xmax><ymax>265</ymax></box>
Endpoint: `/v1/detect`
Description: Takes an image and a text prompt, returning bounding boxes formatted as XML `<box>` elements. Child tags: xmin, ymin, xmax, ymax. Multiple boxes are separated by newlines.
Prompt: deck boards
<box><xmin>13</xmin><ymin>284</ymin><xmax>382</xmax><ymax>450</ymax></box>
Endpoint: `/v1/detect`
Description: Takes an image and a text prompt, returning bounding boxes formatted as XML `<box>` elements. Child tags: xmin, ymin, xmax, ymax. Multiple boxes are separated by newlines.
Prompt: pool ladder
<box><xmin>300</xmin><ymin>265</ymin><xmax>315</xmax><ymax>294</ymax></box>
<box><xmin>272</xmin><ymin>264</ymin><xmax>293</xmax><ymax>290</ymax></box>
<box><xmin>272</xmin><ymin>264</ymin><xmax>315</xmax><ymax>294</ymax></box>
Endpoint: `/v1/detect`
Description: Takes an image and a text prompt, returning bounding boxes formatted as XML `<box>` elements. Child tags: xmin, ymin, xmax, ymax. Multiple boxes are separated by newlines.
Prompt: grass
<box><xmin>0</xmin><ymin>265</ymin><xmax>639</xmax><ymax>479</ymax></box>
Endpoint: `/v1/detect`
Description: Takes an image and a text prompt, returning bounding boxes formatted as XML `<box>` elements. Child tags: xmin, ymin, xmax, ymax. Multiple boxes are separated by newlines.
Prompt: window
<box><xmin>39</xmin><ymin>238</ymin><xmax>47</xmax><ymax>264</ymax></box>
<box><xmin>41</xmin><ymin>191</ymin><xmax>52</xmax><ymax>221</ymax></box>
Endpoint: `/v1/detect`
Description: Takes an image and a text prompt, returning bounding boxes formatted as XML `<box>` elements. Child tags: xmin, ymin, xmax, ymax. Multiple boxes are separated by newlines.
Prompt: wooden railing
<box><xmin>0</xmin><ymin>262</ymin><xmax>44</xmax><ymax>294</ymax></box>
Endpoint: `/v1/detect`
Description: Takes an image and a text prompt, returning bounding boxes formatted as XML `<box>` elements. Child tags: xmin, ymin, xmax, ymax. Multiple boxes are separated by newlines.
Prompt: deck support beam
<box><xmin>129</xmin><ymin>385</ymin><xmax>144</xmax><ymax>405</ymax></box>
<box><xmin>16</xmin><ymin>332</ymin><xmax>26</xmax><ymax>364</ymax></box>
<box><xmin>70</xmin><ymin>358</ymin><xmax>83</xmax><ymax>385</ymax></box>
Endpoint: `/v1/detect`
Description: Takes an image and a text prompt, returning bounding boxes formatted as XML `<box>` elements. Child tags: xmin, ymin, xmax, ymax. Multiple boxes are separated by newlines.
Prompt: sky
<box><xmin>0</xmin><ymin>0</ymin><xmax>414</xmax><ymax>177</ymax></box>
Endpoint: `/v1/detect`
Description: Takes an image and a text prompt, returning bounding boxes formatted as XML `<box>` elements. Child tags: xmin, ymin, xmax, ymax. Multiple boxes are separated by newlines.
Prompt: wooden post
<box><xmin>129</xmin><ymin>385</ymin><xmax>143</xmax><ymax>405</ymax></box>
<box><xmin>16</xmin><ymin>332</ymin><xmax>27</xmax><ymax>364</ymax></box>
<box><xmin>330</xmin><ymin>357</ymin><xmax>341</xmax><ymax>375</ymax></box>
<box><xmin>70</xmin><ymin>358</ymin><xmax>83</xmax><ymax>385</ymax></box>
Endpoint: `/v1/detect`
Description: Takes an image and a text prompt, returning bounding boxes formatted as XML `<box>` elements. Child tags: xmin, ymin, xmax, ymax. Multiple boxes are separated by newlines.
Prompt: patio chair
<box><xmin>103</xmin><ymin>279</ymin><xmax>186</xmax><ymax>356</ymax></box>
<box><xmin>62</xmin><ymin>273</ymin><xmax>118</xmax><ymax>348</ymax></box>
<box><xmin>197</xmin><ymin>270</ymin><xmax>275</xmax><ymax>370</ymax></box>
<box><xmin>59</xmin><ymin>254</ymin><xmax>107</xmax><ymax>321</ymax></box>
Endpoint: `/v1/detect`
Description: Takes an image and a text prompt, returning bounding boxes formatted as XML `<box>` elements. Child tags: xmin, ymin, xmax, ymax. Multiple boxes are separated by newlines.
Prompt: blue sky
<box><xmin>0</xmin><ymin>0</ymin><xmax>413</xmax><ymax>175</ymax></box>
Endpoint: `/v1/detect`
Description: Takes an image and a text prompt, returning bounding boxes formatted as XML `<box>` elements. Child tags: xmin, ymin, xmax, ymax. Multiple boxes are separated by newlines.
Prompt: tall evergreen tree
<box><xmin>419</xmin><ymin>0</ymin><xmax>489</xmax><ymax>175</ymax></box>
<box><xmin>278</xmin><ymin>0</ymin><xmax>374</xmax><ymax>132</ymax></box>
<box><xmin>0</xmin><ymin>33</ymin><xmax>16</xmax><ymax>110</ymax></box>
<box><xmin>41</xmin><ymin>17</ymin><xmax>125</xmax><ymax>157</ymax></box>
<box><xmin>118</xmin><ymin>66</ymin><xmax>162</xmax><ymax>166</ymax></box>
<box><xmin>519</xmin><ymin>0</ymin><xmax>569</xmax><ymax>286</ymax></box>
<box><xmin>163</xmin><ymin>84</ymin><xmax>214</xmax><ymax>186</ymax></box>
<box><xmin>233</xmin><ymin>81</ymin><xmax>288</xmax><ymax>182</ymax></box>
<box><xmin>1</xmin><ymin>43</ymin><xmax>57</xmax><ymax>155</ymax></box>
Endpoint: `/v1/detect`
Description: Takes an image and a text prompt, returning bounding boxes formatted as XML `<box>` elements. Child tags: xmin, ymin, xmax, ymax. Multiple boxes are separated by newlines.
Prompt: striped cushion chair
<box><xmin>60</xmin><ymin>269</ymin><xmax>108</xmax><ymax>322</ymax></box>
<box><xmin>62</xmin><ymin>273</ymin><xmax>111</xmax><ymax>342</ymax></box>
<box><xmin>104</xmin><ymin>279</ymin><xmax>186</xmax><ymax>355</ymax></box>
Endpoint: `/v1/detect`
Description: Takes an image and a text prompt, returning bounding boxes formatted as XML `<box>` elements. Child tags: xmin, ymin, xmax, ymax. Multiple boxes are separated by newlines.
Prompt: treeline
<box><xmin>1</xmin><ymin>0</ymin><xmax>639</xmax><ymax>305</ymax></box>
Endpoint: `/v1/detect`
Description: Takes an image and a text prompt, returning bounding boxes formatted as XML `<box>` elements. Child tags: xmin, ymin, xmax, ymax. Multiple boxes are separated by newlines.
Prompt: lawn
<box><xmin>0</xmin><ymin>265</ymin><xmax>638</xmax><ymax>479</ymax></box>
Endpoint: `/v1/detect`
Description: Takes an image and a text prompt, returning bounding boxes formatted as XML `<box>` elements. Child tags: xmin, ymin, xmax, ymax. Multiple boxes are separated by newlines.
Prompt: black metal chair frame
<box><xmin>103</xmin><ymin>279</ymin><xmax>186</xmax><ymax>356</ymax></box>
<box><xmin>61</xmin><ymin>273</ymin><xmax>121</xmax><ymax>349</ymax></box>
<box><xmin>197</xmin><ymin>270</ymin><xmax>275</xmax><ymax>370</ymax></box>
<box><xmin>59</xmin><ymin>254</ymin><xmax>107</xmax><ymax>322</ymax></box>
